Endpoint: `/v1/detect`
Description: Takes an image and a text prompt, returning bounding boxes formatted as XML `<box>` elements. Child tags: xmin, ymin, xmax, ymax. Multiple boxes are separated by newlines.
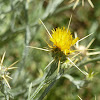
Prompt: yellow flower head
<box><xmin>50</xmin><ymin>27</ymin><xmax>78</xmax><ymax>56</ymax></box>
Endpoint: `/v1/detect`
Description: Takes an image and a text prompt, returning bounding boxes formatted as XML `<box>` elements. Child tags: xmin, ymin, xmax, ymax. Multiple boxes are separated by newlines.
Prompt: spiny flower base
<box><xmin>51</xmin><ymin>47</ymin><xmax>67</xmax><ymax>62</ymax></box>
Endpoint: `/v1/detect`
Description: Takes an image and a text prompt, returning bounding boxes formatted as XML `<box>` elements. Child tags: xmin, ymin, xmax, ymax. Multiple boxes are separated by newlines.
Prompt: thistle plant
<box><xmin>27</xmin><ymin>15</ymin><xmax>99</xmax><ymax>99</ymax></box>
<box><xmin>28</xmin><ymin>16</ymin><xmax>95</xmax><ymax>76</ymax></box>
<box><xmin>0</xmin><ymin>0</ymin><xmax>100</xmax><ymax>99</ymax></box>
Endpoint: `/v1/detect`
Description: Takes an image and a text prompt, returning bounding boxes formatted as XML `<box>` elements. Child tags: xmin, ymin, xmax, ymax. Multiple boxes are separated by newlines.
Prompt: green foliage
<box><xmin>0</xmin><ymin>0</ymin><xmax>100</xmax><ymax>100</ymax></box>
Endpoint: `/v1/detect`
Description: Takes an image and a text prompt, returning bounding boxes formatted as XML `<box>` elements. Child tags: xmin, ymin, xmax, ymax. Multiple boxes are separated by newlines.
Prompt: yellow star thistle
<box><xmin>27</xmin><ymin>18</ymin><xmax>94</xmax><ymax>75</ymax></box>
<box><xmin>50</xmin><ymin>27</ymin><xmax>78</xmax><ymax>56</ymax></box>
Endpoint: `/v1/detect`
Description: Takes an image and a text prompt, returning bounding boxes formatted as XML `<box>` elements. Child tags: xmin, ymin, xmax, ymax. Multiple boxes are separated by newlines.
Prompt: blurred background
<box><xmin>0</xmin><ymin>0</ymin><xmax>100</xmax><ymax>100</ymax></box>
